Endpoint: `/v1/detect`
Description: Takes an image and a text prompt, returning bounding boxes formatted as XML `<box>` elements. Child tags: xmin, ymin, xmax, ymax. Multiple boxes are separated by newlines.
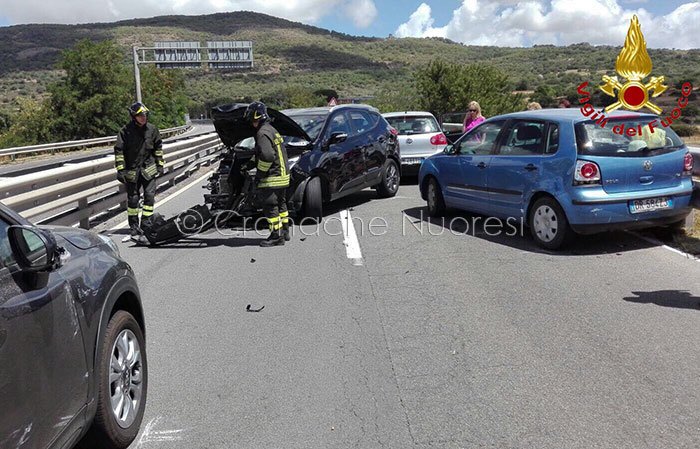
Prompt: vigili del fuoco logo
<box><xmin>577</xmin><ymin>15</ymin><xmax>693</xmax><ymax>133</ymax></box>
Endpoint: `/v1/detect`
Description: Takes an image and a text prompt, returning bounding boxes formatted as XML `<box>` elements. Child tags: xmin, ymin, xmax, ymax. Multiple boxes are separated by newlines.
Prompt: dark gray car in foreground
<box><xmin>0</xmin><ymin>202</ymin><xmax>147</xmax><ymax>449</ymax></box>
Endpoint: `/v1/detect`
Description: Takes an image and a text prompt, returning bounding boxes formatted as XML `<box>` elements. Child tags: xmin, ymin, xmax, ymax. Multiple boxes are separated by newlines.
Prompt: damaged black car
<box><xmin>139</xmin><ymin>103</ymin><xmax>400</xmax><ymax>245</ymax></box>
<box><xmin>206</xmin><ymin>103</ymin><xmax>400</xmax><ymax>218</ymax></box>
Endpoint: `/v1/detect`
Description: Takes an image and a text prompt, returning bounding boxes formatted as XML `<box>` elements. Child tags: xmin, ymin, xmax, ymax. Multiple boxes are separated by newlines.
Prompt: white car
<box><xmin>382</xmin><ymin>111</ymin><xmax>447</xmax><ymax>173</ymax></box>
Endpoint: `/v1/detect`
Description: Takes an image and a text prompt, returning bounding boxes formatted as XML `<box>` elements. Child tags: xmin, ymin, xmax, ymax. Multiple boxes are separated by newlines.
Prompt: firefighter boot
<box><xmin>282</xmin><ymin>222</ymin><xmax>291</xmax><ymax>241</ymax></box>
<box><xmin>260</xmin><ymin>231</ymin><xmax>285</xmax><ymax>247</ymax></box>
<box><xmin>128</xmin><ymin>215</ymin><xmax>141</xmax><ymax>237</ymax></box>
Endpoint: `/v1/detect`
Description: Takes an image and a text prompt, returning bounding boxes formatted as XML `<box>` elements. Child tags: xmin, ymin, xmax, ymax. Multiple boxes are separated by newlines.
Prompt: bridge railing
<box><xmin>0</xmin><ymin>132</ymin><xmax>223</xmax><ymax>228</ymax></box>
<box><xmin>0</xmin><ymin>124</ymin><xmax>191</xmax><ymax>160</ymax></box>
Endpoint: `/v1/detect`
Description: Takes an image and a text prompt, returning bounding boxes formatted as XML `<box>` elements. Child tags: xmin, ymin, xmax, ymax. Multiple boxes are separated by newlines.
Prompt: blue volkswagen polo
<box><xmin>418</xmin><ymin>109</ymin><xmax>694</xmax><ymax>249</ymax></box>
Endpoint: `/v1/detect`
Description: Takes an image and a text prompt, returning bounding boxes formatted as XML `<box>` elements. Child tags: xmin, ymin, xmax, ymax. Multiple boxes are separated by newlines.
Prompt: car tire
<box><xmin>77</xmin><ymin>311</ymin><xmax>147</xmax><ymax>449</ymax></box>
<box><xmin>303</xmin><ymin>177</ymin><xmax>323</xmax><ymax>222</ymax></box>
<box><xmin>426</xmin><ymin>177</ymin><xmax>446</xmax><ymax>217</ymax></box>
<box><xmin>376</xmin><ymin>159</ymin><xmax>400</xmax><ymax>198</ymax></box>
<box><xmin>529</xmin><ymin>197</ymin><xmax>572</xmax><ymax>250</ymax></box>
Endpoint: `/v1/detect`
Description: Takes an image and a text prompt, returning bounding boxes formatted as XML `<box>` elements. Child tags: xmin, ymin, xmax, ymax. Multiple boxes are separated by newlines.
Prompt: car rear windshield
<box><xmin>385</xmin><ymin>116</ymin><xmax>440</xmax><ymax>135</ymax></box>
<box><xmin>286</xmin><ymin>112</ymin><xmax>329</xmax><ymax>141</ymax></box>
<box><xmin>575</xmin><ymin>119</ymin><xmax>684</xmax><ymax>157</ymax></box>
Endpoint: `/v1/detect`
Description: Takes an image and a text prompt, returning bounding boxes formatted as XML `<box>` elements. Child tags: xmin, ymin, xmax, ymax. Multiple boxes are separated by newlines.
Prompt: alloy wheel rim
<box><xmin>109</xmin><ymin>329</ymin><xmax>143</xmax><ymax>428</ymax></box>
<box><xmin>533</xmin><ymin>205</ymin><xmax>558</xmax><ymax>243</ymax></box>
<box><xmin>386</xmin><ymin>164</ymin><xmax>399</xmax><ymax>192</ymax></box>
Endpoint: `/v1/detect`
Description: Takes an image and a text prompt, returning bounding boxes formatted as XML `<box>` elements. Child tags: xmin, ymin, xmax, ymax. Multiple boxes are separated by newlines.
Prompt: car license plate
<box><xmin>402</xmin><ymin>158</ymin><xmax>423</xmax><ymax>165</ymax></box>
<box><xmin>629</xmin><ymin>197</ymin><xmax>673</xmax><ymax>214</ymax></box>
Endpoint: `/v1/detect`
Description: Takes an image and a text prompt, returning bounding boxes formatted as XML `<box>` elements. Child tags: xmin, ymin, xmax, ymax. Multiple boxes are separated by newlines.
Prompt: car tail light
<box><xmin>574</xmin><ymin>160</ymin><xmax>601</xmax><ymax>185</ymax></box>
<box><xmin>430</xmin><ymin>133</ymin><xmax>448</xmax><ymax>146</ymax></box>
<box><xmin>683</xmin><ymin>152</ymin><xmax>693</xmax><ymax>174</ymax></box>
<box><xmin>389</xmin><ymin>127</ymin><xmax>399</xmax><ymax>136</ymax></box>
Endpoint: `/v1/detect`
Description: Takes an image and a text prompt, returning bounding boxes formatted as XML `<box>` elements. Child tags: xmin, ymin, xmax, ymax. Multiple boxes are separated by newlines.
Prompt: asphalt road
<box><xmin>103</xmin><ymin>174</ymin><xmax>700</xmax><ymax>449</ymax></box>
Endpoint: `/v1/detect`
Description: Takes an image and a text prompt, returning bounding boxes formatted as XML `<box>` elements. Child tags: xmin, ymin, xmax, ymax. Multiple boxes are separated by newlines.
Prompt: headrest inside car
<box><xmin>516</xmin><ymin>125</ymin><xmax>542</xmax><ymax>141</ymax></box>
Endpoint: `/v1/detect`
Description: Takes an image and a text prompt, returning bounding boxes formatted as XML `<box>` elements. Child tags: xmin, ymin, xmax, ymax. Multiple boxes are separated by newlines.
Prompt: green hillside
<box><xmin>1</xmin><ymin>11</ymin><xmax>699</xmax><ymax>119</ymax></box>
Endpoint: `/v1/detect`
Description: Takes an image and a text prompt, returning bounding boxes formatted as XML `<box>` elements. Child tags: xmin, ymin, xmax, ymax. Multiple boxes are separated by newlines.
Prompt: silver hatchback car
<box><xmin>383</xmin><ymin>111</ymin><xmax>447</xmax><ymax>174</ymax></box>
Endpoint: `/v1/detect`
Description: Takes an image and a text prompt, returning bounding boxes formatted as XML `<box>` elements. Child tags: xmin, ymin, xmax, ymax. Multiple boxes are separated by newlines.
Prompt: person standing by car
<box><xmin>114</xmin><ymin>102</ymin><xmax>164</xmax><ymax>238</ymax></box>
<box><xmin>463</xmin><ymin>101</ymin><xmax>486</xmax><ymax>133</ymax></box>
<box><xmin>244</xmin><ymin>101</ymin><xmax>291</xmax><ymax>247</ymax></box>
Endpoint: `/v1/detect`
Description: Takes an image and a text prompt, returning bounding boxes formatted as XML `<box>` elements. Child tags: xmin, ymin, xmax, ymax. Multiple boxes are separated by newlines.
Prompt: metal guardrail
<box><xmin>0</xmin><ymin>125</ymin><xmax>191</xmax><ymax>159</ymax></box>
<box><xmin>0</xmin><ymin>132</ymin><xmax>223</xmax><ymax>228</ymax></box>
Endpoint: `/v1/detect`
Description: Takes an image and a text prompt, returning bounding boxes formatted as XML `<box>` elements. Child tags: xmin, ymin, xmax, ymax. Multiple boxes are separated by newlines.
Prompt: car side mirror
<box><xmin>444</xmin><ymin>144</ymin><xmax>457</xmax><ymax>155</ymax></box>
<box><xmin>8</xmin><ymin>226</ymin><xmax>59</xmax><ymax>272</ymax></box>
<box><xmin>323</xmin><ymin>132</ymin><xmax>348</xmax><ymax>150</ymax></box>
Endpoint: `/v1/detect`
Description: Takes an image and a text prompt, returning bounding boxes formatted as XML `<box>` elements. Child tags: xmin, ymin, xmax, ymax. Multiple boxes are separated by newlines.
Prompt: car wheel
<box><xmin>529</xmin><ymin>197</ymin><xmax>571</xmax><ymax>250</ymax></box>
<box><xmin>426</xmin><ymin>177</ymin><xmax>446</xmax><ymax>217</ymax></box>
<box><xmin>78</xmin><ymin>311</ymin><xmax>147</xmax><ymax>449</ymax></box>
<box><xmin>303</xmin><ymin>177</ymin><xmax>323</xmax><ymax>222</ymax></box>
<box><xmin>376</xmin><ymin>159</ymin><xmax>400</xmax><ymax>198</ymax></box>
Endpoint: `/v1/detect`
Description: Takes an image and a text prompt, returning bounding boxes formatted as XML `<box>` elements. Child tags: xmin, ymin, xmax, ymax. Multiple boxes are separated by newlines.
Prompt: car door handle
<box><xmin>477</xmin><ymin>162</ymin><xmax>487</xmax><ymax>169</ymax></box>
<box><xmin>524</xmin><ymin>164</ymin><xmax>538</xmax><ymax>171</ymax></box>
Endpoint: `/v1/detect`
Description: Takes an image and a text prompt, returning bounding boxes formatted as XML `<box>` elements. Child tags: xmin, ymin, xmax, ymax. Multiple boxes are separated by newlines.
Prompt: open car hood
<box><xmin>211</xmin><ymin>103</ymin><xmax>312</xmax><ymax>147</ymax></box>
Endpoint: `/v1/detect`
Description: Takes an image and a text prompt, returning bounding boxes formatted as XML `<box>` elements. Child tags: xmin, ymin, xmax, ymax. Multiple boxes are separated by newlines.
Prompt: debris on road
<box><xmin>250</xmin><ymin>258</ymin><xmax>256</xmax><ymax>263</ymax></box>
<box><xmin>246</xmin><ymin>304</ymin><xmax>265</xmax><ymax>312</ymax></box>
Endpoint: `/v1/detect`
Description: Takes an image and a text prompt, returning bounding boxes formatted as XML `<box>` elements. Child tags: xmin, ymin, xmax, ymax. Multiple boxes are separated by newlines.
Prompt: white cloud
<box><xmin>1</xmin><ymin>0</ymin><xmax>378</xmax><ymax>28</ymax></box>
<box><xmin>343</xmin><ymin>0</ymin><xmax>378</xmax><ymax>28</ymax></box>
<box><xmin>395</xmin><ymin>0</ymin><xmax>700</xmax><ymax>49</ymax></box>
<box><xmin>395</xmin><ymin>3</ymin><xmax>439</xmax><ymax>38</ymax></box>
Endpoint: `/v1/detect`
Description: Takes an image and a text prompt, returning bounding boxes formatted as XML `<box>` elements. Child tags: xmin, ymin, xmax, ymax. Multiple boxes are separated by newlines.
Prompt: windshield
<box><xmin>285</xmin><ymin>112</ymin><xmax>329</xmax><ymax>141</ymax></box>
<box><xmin>575</xmin><ymin>119</ymin><xmax>684</xmax><ymax>157</ymax></box>
<box><xmin>385</xmin><ymin>116</ymin><xmax>440</xmax><ymax>135</ymax></box>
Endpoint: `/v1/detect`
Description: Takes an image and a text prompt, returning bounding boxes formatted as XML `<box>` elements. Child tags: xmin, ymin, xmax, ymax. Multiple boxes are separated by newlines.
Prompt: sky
<box><xmin>0</xmin><ymin>0</ymin><xmax>699</xmax><ymax>49</ymax></box>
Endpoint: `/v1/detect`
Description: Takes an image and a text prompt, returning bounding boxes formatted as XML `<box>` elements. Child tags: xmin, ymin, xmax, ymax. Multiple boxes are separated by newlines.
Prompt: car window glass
<box><xmin>498</xmin><ymin>121</ymin><xmax>546</xmax><ymax>155</ymax></box>
<box><xmin>286</xmin><ymin>112</ymin><xmax>328</xmax><ymax>141</ymax></box>
<box><xmin>0</xmin><ymin>217</ymin><xmax>15</xmax><ymax>268</ymax></box>
<box><xmin>546</xmin><ymin>124</ymin><xmax>559</xmax><ymax>154</ymax></box>
<box><xmin>385</xmin><ymin>116</ymin><xmax>440</xmax><ymax>135</ymax></box>
<box><xmin>575</xmin><ymin>119</ymin><xmax>683</xmax><ymax>157</ymax></box>
<box><xmin>324</xmin><ymin>112</ymin><xmax>350</xmax><ymax>140</ymax></box>
<box><xmin>458</xmin><ymin>121</ymin><xmax>504</xmax><ymax>155</ymax></box>
<box><xmin>347</xmin><ymin>111</ymin><xmax>374</xmax><ymax>136</ymax></box>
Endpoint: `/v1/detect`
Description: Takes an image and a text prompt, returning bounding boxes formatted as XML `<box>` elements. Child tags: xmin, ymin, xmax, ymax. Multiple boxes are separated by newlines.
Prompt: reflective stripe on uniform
<box><xmin>267</xmin><ymin>216</ymin><xmax>281</xmax><ymax>231</ymax></box>
<box><xmin>280</xmin><ymin>211</ymin><xmax>289</xmax><ymax>224</ymax></box>
<box><xmin>127</xmin><ymin>207</ymin><xmax>140</xmax><ymax>216</ymax></box>
<box><xmin>258</xmin><ymin>174</ymin><xmax>290</xmax><ymax>188</ymax></box>
<box><xmin>143</xmin><ymin>164</ymin><xmax>157</xmax><ymax>177</ymax></box>
<box><xmin>274</xmin><ymin>134</ymin><xmax>286</xmax><ymax>177</ymax></box>
<box><xmin>257</xmin><ymin>160</ymin><xmax>272</xmax><ymax>172</ymax></box>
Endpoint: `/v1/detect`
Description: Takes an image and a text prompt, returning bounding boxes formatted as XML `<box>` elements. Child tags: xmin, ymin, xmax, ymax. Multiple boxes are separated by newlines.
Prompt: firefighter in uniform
<box><xmin>114</xmin><ymin>102</ymin><xmax>164</xmax><ymax>237</ymax></box>
<box><xmin>244</xmin><ymin>101</ymin><xmax>291</xmax><ymax>247</ymax></box>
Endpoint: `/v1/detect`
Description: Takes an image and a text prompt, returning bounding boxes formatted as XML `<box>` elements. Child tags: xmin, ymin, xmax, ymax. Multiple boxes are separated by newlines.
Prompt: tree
<box><xmin>262</xmin><ymin>86</ymin><xmax>326</xmax><ymax>109</ymax></box>
<box><xmin>414</xmin><ymin>60</ymin><xmax>524</xmax><ymax>119</ymax></box>
<box><xmin>139</xmin><ymin>66</ymin><xmax>189</xmax><ymax>128</ymax></box>
<box><xmin>530</xmin><ymin>85</ymin><xmax>557</xmax><ymax>108</ymax></box>
<box><xmin>47</xmin><ymin>39</ymin><xmax>132</xmax><ymax>141</ymax></box>
<box><xmin>0</xmin><ymin>98</ymin><xmax>53</xmax><ymax>147</ymax></box>
<box><xmin>369</xmin><ymin>82</ymin><xmax>419</xmax><ymax>113</ymax></box>
<box><xmin>414</xmin><ymin>60</ymin><xmax>458</xmax><ymax>119</ymax></box>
